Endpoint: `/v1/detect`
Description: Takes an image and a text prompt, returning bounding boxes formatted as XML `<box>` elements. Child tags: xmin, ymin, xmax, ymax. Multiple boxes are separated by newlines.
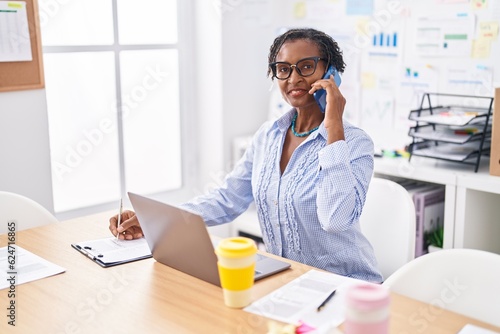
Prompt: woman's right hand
<box><xmin>109</xmin><ymin>210</ymin><xmax>144</xmax><ymax>240</ymax></box>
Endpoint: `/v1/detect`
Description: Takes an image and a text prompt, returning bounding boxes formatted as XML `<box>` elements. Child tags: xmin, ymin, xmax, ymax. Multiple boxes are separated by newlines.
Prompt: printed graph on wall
<box><xmin>359</xmin><ymin>18</ymin><xmax>406</xmax><ymax>149</ymax></box>
<box><xmin>360</xmin><ymin>91</ymin><xmax>396</xmax><ymax>149</ymax></box>
<box><xmin>395</xmin><ymin>64</ymin><xmax>439</xmax><ymax>133</ymax></box>
<box><xmin>415</xmin><ymin>12</ymin><xmax>475</xmax><ymax>57</ymax></box>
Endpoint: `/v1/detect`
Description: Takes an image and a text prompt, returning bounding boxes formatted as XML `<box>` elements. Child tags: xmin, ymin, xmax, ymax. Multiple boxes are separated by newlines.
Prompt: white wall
<box><xmin>0</xmin><ymin>89</ymin><xmax>54</xmax><ymax>213</ymax></box>
<box><xmin>220</xmin><ymin>5</ymin><xmax>277</xmax><ymax>163</ymax></box>
<box><xmin>193</xmin><ymin>0</ymin><xmax>224</xmax><ymax>192</ymax></box>
<box><xmin>191</xmin><ymin>2</ymin><xmax>276</xmax><ymax>195</ymax></box>
<box><xmin>192</xmin><ymin>0</ymin><xmax>229</xmax><ymax>237</ymax></box>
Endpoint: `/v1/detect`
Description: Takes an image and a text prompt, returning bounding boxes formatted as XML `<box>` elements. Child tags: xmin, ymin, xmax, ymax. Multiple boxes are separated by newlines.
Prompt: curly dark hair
<box><xmin>267</xmin><ymin>28</ymin><xmax>345</xmax><ymax>79</ymax></box>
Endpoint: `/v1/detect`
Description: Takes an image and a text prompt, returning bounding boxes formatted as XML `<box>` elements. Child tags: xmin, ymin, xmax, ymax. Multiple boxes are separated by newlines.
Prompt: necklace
<box><xmin>291</xmin><ymin>112</ymin><xmax>319</xmax><ymax>137</ymax></box>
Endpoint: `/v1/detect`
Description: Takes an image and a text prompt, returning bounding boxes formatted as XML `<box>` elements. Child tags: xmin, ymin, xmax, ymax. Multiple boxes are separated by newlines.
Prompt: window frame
<box><xmin>42</xmin><ymin>0</ymin><xmax>197</xmax><ymax>220</ymax></box>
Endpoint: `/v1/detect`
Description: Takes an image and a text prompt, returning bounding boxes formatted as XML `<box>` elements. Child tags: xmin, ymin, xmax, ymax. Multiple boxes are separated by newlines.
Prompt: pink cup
<box><xmin>343</xmin><ymin>283</ymin><xmax>391</xmax><ymax>334</ymax></box>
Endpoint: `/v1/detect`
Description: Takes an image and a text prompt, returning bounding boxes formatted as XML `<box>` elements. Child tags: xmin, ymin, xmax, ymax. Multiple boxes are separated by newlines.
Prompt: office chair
<box><xmin>359</xmin><ymin>177</ymin><xmax>416</xmax><ymax>280</ymax></box>
<box><xmin>383</xmin><ymin>248</ymin><xmax>500</xmax><ymax>327</ymax></box>
<box><xmin>0</xmin><ymin>191</ymin><xmax>59</xmax><ymax>234</ymax></box>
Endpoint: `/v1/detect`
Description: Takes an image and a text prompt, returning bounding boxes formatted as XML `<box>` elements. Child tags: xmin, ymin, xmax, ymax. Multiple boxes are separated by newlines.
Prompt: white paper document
<box><xmin>0</xmin><ymin>245</ymin><xmax>65</xmax><ymax>289</ymax></box>
<box><xmin>415</xmin><ymin>13</ymin><xmax>475</xmax><ymax>57</ymax></box>
<box><xmin>458</xmin><ymin>324</ymin><xmax>500</xmax><ymax>334</ymax></box>
<box><xmin>245</xmin><ymin>269</ymin><xmax>360</xmax><ymax>331</ymax></box>
<box><xmin>0</xmin><ymin>1</ymin><xmax>32</xmax><ymax>62</ymax></box>
<box><xmin>71</xmin><ymin>237</ymin><xmax>152</xmax><ymax>267</ymax></box>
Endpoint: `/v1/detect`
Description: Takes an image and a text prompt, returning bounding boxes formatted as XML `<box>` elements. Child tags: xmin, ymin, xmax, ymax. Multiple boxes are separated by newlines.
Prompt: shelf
<box><xmin>374</xmin><ymin>156</ymin><xmax>459</xmax><ymax>185</ymax></box>
<box><xmin>408</xmin><ymin>93</ymin><xmax>494</xmax><ymax>173</ymax></box>
<box><xmin>456</xmin><ymin>167</ymin><xmax>500</xmax><ymax>195</ymax></box>
<box><xmin>408</xmin><ymin>124</ymin><xmax>490</xmax><ymax>144</ymax></box>
<box><xmin>411</xmin><ymin>141</ymin><xmax>491</xmax><ymax>163</ymax></box>
<box><xmin>375</xmin><ymin>156</ymin><xmax>499</xmax><ymax>190</ymax></box>
<box><xmin>409</xmin><ymin>106</ymin><xmax>491</xmax><ymax>126</ymax></box>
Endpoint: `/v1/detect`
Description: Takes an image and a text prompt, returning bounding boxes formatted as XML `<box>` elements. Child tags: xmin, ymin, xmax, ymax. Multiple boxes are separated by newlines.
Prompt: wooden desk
<box><xmin>1</xmin><ymin>211</ymin><xmax>500</xmax><ymax>333</ymax></box>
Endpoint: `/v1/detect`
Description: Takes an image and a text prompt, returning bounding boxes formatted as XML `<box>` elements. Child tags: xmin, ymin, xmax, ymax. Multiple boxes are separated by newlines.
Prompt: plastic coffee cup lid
<box><xmin>215</xmin><ymin>237</ymin><xmax>257</xmax><ymax>258</ymax></box>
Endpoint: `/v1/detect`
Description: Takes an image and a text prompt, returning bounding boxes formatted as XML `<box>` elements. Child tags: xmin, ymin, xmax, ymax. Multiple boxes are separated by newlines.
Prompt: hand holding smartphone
<box><xmin>313</xmin><ymin>66</ymin><xmax>342</xmax><ymax>113</ymax></box>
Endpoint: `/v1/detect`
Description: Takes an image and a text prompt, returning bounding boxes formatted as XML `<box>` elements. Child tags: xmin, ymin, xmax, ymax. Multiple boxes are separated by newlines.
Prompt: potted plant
<box><xmin>425</xmin><ymin>226</ymin><xmax>443</xmax><ymax>253</ymax></box>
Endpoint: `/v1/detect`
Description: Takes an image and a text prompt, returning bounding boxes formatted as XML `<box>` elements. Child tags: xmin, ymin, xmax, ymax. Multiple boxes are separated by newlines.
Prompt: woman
<box><xmin>110</xmin><ymin>28</ymin><xmax>383</xmax><ymax>283</ymax></box>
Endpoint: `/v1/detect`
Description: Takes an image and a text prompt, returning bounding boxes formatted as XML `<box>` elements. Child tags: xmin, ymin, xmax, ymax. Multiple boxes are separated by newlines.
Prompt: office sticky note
<box><xmin>355</xmin><ymin>18</ymin><xmax>370</xmax><ymax>35</ymax></box>
<box><xmin>361</xmin><ymin>72</ymin><xmax>377</xmax><ymax>89</ymax></box>
<box><xmin>293</xmin><ymin>2</ymin><xmax>306</xmax><ymax>19</ymax></box>
<box><xmin>471</xmin><ymin>39</ymin><xmax>491</xmax><ymax>58</ymax></box>
<box><xmin>8</xmin><ymin>2</ymin><xmax>23</xmax><ymax>9</ymax></box>
<box><xmin>479</xmin><ymin>21</ymin><xmax>499</xmax><ymax>40</ymax></box>
<box><xmin>471</xmin><ymin>0</ymin><xmax>488</xmax><ymax>10</ymax></box>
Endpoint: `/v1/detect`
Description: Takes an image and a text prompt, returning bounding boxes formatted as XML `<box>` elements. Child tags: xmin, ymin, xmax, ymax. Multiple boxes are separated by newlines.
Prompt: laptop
<box><xmin>128</xmin><ymin>192</ymin><xmax>291</xmax><ymax>287</ymax></box>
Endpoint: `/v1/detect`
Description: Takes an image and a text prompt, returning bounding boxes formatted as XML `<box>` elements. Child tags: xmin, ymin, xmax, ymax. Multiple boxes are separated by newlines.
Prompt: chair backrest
<box><xmin>383</xmin><ymin>248</ymin><xmax>500</xmax><ymax>327</ymax></box>
<box><xmin>0</xmin><ymin>191</ymin><xmax>59</xmax><ymax>234</ymax></box>
<box><xmin>359</xmin><ymin>177</ymin><xmax>416</xmax><ymax>280</ymax></box>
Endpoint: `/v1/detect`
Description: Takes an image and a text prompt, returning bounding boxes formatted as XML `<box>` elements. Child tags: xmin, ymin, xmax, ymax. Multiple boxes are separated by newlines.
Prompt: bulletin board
<box><xmin>258</xmin><ymin>0</ymin><xmax>500</xmax><ymax>151</ymax></box>
<box><xmin>0</xmin><ymin>0</ymin><xmax>44</xmax><ymax>92</ymax></box>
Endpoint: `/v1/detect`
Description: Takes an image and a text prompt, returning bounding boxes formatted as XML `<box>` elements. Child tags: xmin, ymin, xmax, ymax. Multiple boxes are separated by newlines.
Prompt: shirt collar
<box><xmin>276</xmin><ymin>109</ymin><xmax>296</xmax><ymax>132</ymax></box>
<box><xmin>276</xmin><ymin>108</ymin><xmax>327</xmax><ymax>140</ymax></box>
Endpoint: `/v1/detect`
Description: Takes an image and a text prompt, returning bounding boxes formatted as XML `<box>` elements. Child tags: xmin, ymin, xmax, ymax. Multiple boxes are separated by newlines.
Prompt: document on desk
<box><xmin>458</xmin><ymin>324</ymin><xmax>500</xmax><ymax>334</ymax></box>
<box><xmin>71</xmin><ymin>237</ymin><xmax>152</xmax><ymax>268</ymax></box>
<box><xmin>0</xmin><ymin>246</ymin><xmax>65</xmax><ymax>290</ymax></box>
<box><xmin>245</xmin><ymin>269</ymin><xmax>359</xmax><ymax>332</ymax></box>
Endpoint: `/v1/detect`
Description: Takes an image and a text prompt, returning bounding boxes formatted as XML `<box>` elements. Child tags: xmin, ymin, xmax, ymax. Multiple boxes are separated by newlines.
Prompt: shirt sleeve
<box><xmin>316</xmin><ymin>127</ymin><xmax>374</xmax><ymax>232</ymax></box>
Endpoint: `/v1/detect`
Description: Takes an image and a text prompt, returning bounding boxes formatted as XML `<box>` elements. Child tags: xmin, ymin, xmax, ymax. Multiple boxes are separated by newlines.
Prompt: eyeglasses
<box><xmin>269</xmin><ymin>56</ymin><xmax>324</xmax><ymax>80</ymax></box>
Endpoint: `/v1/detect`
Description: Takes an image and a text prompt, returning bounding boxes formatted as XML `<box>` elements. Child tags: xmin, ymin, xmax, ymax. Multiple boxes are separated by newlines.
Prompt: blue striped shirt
<box><xmin>181</xmin><ymin>109</ymin><xmax>383</xmax><ymax>282</ymax></box>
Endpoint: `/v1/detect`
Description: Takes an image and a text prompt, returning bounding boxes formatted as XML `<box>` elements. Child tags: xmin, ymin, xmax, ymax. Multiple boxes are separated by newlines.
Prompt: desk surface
<box><xmin>1</xmin><ymin>211</ymin><xmax>500</xmax><ymax>334</ymax></box>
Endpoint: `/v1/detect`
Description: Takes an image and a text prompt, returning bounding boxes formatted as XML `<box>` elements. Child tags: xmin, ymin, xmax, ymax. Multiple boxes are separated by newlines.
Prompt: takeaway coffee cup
<box><xmin>215</xmin><ymin>237</ymin><xmax>257</xmax><ymax>308</ymax></box>
<box><xmin>343</xmin><ymin>283</ymin><xmax>391</xmax><ymax>334</ymax></box>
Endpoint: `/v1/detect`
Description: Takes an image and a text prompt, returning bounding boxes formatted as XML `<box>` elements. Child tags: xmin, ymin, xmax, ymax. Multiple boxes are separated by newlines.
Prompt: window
<box><xmin>41</xmin><ymin>0</ymin><xmax>189</xmax><ymax>213</ymax></box>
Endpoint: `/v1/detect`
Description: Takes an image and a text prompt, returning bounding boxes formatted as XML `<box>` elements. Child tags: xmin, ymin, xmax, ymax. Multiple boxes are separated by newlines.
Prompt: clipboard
<box><xmin>71</xmin><ymin>237</ymin><xmax>152</xmax><ymax>268</ymax></box>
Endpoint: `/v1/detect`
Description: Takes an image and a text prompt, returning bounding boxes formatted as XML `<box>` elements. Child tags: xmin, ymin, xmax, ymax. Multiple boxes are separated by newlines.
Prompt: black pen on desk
<box><xmin>116</xmin><ymin>198</ymin><xmax>123</xmax><ymax>240</ymax></box>
<box><xmin>317</xmin><ymin>289</ymin><xmax>336</xmax><ymax>312</ymax></box>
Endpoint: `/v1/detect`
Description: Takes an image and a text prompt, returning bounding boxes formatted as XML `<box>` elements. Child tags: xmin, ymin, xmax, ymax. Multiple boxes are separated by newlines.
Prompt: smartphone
<box><xmin>313</xmin><ymin>66</ymin><xmax>342</xmax><ymax>113</ymax></box>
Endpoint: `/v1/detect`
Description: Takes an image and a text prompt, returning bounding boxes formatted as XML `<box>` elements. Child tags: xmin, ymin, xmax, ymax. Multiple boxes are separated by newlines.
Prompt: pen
<box><xmin>317</xmin><ymin>289</ymin><xmax>336</xmax><ymax>312</ymax></box>
<box><xmin>116</xmin><ymin>198</ymin><xmax>123</xmax><ymax>240</ymax></box>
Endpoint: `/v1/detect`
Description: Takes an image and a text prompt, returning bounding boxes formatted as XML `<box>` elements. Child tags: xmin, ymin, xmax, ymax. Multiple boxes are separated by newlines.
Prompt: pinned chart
<box><xmin>0</xmin><ymin>1</ymin><xmax>32</xmax><ymax>62</ymax></box>
<box><xmin>372</xmin><ymin>32</ymin><xmax>398</xmax><ymax>48</ymax></box>
<box><xmin>415</xmin><ymin>13</ymin><xmax>475</xmax><ymax>57</ymax></box>
<box><xmin>367</xmin><ymin>28</ymin><xmax>402</xmax><ymax>59</ymax></box>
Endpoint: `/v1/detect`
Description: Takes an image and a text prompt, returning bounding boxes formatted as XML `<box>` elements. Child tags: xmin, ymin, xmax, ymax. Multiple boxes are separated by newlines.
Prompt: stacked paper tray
<box><xmin>409</xmin><ymin>106</ymin><xmax>490</xmax><ymax>126</ymax></box>
<box><xmin>412</xmin><ymin>141</ymin><xmax>491</xmax><ymax>162</ymax></box>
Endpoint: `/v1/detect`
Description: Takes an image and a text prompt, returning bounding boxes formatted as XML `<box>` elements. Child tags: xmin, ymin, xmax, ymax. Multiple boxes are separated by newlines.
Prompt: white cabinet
<box><xmin>454</xmin><ymin>171</ymin><xmax>500</xmax><ymax>253</ymax></box>
<box><xmin>375</xmin><ymin>156</ymin><xmax>500</xmax><ymax>254</ymax></box>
